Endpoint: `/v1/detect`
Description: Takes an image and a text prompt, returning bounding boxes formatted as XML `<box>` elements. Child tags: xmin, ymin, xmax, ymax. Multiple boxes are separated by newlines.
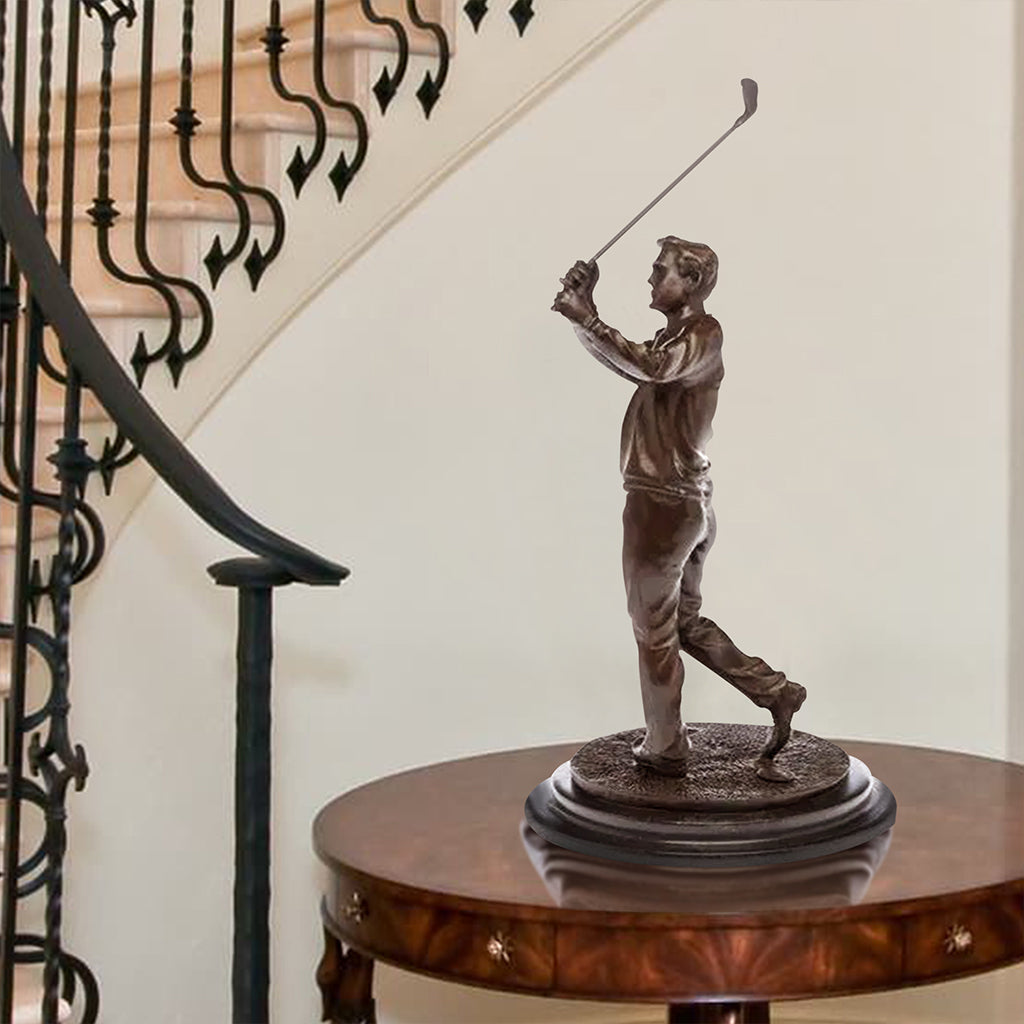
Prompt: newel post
<box><xmin>208</xmin><ymin>556</ymin><xmax>296</xmax><ymax>1024</ymax></box>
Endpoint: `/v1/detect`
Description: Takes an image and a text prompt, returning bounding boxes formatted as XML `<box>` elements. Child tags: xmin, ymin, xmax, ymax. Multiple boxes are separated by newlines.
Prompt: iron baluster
<box><xmin>125</xmin><ymin>0</ymin><xmax>215</xmax><ymax>388</ymax></box>
<box><xmin>34</xmin><ymin>0</ymin><xmax>55</xmax><ymax>229</ymax></box>
<box><xmin>313</xmin><ymin>0</ymin><xmax>369</xmax><ymax>202</ymax></box>
<box><xmin>0</xmin><ymin>0</ymin><xmax>8</xmax><ymax>391</ymax></box>
<box><xmin>1</xmin><ymin>0</ymin><xmax>27</xmax><ymax>493</ymax></box>
<box><xmin>95</xmin><ymin>423</ymin><xmax>139</xmax><ymax>494</ymax></box>
<box><xmin>53</xmin><ymin>2</ymin><xmax>100</xmax><ymax>583</ymax></box>
<box><xmin>58</xmin><ymin>1</ymin><xmax>82</xmax><ymax>276</ymax></box>
<box><xmin>0</xmin><ymin>0</ymin><xmax>7</xmax><ymax>108</ymax></box>
<box><xmin>0</xmin><ymin>284</ymin><xmax>42</xmax><ymax>1023</ymax></box>
<box><xmin>0</xmin><ymin>0</ymin><xmax>14</xmax><ymax>580</ymax></box>
<box><xmin>220</xmin><ymin>0</ymin><xmax>286</xmax><ymax>291</ymax></box>
<box><xmin>31</xmin><ymin>0</ymin><xmax>70</xmax><ymax>391</ymax></box>
<box><xmin>82</xmin><ymin>0</ymin><xmax>190</xmax><ymax>397</ymax></box>
<box><xmin>508</xmin><ymin>0</ymin><xmax>535</xmax><ymax>36</ymax></box>
<box><xmin>25</xmin><ymin>0</ymin><xmax>65</xmax><ymax>626</ymax></box>
<box><xmin>407</xmin><ymin>0</ymin><xmax>450</xmax><ymax>119</ymax></box>
<box><xmin>262</xmin><ymin>0</ymin><xmax>328</xmax><ymax>198</ymax></box>
<box><xmin>359</xmin><ymin>0</ymin><xmax>409</xmax><ymax>114</ymax></box>
<box><xmin>31</xmin><ymin>78</ymin><xmax>94</xmax><ymax>990</ymax></box>
<box><xmin>463</xmin><ymin>0</ymin><xmax>488</xmax><ymax>32</ymax></box>
<box><xmin>0</xmin><ymin>4</ymin><xmax>32</xmax><ymax>1011</ymax></box>
<box><xmin>9</xmin><ymin>0</ymin><xmax>25</xmax><ymax>153</ymax></box>
<box><xmin>172</xmin><ymin>0</ymin><xmax>252</xmax><ymax>290</ymax></box>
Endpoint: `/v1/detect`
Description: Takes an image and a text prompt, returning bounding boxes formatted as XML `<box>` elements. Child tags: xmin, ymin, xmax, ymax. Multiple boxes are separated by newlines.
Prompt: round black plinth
<box><xmin>524</xmin><ymin>755</ymin><xmax>897</xmax><ymax>868</ymax></box>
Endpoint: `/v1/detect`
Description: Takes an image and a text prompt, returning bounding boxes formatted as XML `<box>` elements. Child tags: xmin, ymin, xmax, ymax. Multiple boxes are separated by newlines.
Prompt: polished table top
<box><xmin>314</xmin><ymin>740</ymin><xmax>1024</xmax><ymax>1003</ymax></box>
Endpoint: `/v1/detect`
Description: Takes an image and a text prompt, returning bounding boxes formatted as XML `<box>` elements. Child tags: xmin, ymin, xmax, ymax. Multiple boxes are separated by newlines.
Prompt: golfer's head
<box><xmin>652</xmin><ymin>237</ymin><xmax>718</xmax><ymax>309</ymax></box>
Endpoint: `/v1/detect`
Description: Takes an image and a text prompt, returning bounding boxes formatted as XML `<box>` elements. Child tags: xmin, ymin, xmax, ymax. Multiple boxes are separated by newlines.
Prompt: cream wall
<box><xmin>65</xmin><ymin>2</ymin><xmax>1021</xmax><ymax>1023</ymax></box>
<box><xmin>1011</xmin><ymin>1</ymin><xmax>1024</xmax><ymax>765</ymax></box>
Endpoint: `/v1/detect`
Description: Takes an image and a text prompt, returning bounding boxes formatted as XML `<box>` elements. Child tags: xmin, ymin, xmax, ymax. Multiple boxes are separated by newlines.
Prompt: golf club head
<box><xmin>735</xmin><ymin>78</ymin><xmax>758</xmax><ymax>127</ymax></box>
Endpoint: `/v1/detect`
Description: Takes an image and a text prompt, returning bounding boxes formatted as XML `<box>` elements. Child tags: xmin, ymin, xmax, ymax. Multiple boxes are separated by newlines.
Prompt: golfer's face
<box><xmin>648</xmin><ymin>253</ymin><xmax>688</xmax><ymax>312</ymax></box>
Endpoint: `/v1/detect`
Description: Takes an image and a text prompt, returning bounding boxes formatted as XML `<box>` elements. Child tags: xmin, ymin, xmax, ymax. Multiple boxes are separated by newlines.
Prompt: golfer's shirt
<box><xmin>574</xmin><ymin>314</ymin><xmax>724</xmax><ymax>503</ymax></box>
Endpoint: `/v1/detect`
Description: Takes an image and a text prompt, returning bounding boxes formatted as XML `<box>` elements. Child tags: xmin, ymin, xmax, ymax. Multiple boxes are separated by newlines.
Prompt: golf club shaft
<box><xmin>590</xmin><ymin>120</ymin><xmax>745</xmax><ymax>265</ymax></box>
<box><xmin>588</xmin><ymin>77</ymin><xmax>758</xmax><ymax>265</ymax></box>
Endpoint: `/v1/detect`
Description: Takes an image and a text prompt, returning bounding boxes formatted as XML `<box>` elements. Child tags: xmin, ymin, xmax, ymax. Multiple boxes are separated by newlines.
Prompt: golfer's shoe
<box><xmin>756</xmin><ymin>680</ymin><xmax>807</xmax><ymax>783</ymax></box>
<box><xmin>632</xmin><ymin>731</ymin><xmax>692</xmax><ymax>777</ymax></box>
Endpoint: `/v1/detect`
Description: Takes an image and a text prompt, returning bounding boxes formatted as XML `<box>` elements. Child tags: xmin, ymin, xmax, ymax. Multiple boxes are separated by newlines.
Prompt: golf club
<box><xmin>589</xmin><ymin>78</ymin><xmax>759</xmax><ymax>265</ymax></box>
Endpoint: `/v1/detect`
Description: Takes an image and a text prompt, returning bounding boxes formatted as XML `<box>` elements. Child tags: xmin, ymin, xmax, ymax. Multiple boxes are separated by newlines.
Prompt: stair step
<box><xmin>0</xmin><ymin>511</ymin><xmax>62</xmax><ymax>550</ymax></box>
<box><xmin>60</xmin><ymin>197</ymin><xmax>276</xmax><ymax>228</ymax></box>
<box><xmin>39</xmin><ymin>197</ymin><xmax>271</xmax><ymax>303</ymax></box>
<box><xmin>236</xmin><ymin>0</ymin><xmax>449</xmax><ymax>52</ymax></box>
<box><xmin>77</xmin><ymin>290</ymin><xmax>202</xmax><ymax>320</ymax></box>
<box><xmin>7</xmin><ymin>291</ymin><xmax>198</xmax><ymax>373</ymax></box>
<box><xmin>24</xmin><ymin>112</ymin><xmax>357</xmax><ymax>219</ymax></box>
<box><xmin>30</xmin><ymin>369</ymin><xmax>105</xmax><ymax>423</ymax></box>
<box><xmin>9</xmin><ymin>967</ymin><xmax>73</xmax><ymax>1024</ymax></box>
<box><xmin>0</xmin><ymin>375</ymin><xmax>112</xmax><ymax>495</ymax></box>
<box><xmin>68</xmin><ymin>35</ymin><xmax>369</xmax><ymax>133</ymax></box>
<box><xmin>0</xmin><ymin>515</ymin><xmax>60</xmax><ymax>649</ymax></box>
<box><xmin>1</xmin><ymin>402</ymin><xmax>109</xmax><ymax>429</ymax></box>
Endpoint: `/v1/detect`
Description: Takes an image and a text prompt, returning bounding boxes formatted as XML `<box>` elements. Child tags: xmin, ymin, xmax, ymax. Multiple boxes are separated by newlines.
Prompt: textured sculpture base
<box><xmin>525</xmin><ymin>726</ymin><xmax>896</xmax><ymax>868</ymax></box>
<box><xmin>571</xmin><ymin>725</ymin><xmax>850</xmax><ymax>809</ymax></box>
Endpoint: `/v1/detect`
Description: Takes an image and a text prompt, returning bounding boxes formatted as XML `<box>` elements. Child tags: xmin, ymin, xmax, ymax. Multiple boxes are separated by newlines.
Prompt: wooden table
<box><xmin>313</xmin><ymin>741</ymin><xmax>1024</xmax><ymax>1023</ymax></box>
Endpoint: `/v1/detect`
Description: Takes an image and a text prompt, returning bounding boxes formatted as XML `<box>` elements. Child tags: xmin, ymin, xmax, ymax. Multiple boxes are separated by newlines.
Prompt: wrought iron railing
<box><xmin>0</xmin><ymin>1</ymin><xmax>538</xmax><ymax>1022</ymax></box>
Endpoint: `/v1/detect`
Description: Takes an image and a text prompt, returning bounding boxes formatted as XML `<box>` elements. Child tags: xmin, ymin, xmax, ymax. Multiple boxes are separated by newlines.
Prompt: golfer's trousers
<box><xmin>622</xmin><ymin>488</ymin><xmax>789</xmax><ymax>755</ymax></box>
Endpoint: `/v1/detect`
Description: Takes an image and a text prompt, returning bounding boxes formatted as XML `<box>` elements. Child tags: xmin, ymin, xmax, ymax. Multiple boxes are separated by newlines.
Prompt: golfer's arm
<box><xmin>661</xmin><ymin>326</ymin><xmax>723</xmax><ymax>384</ymax></box>
<box><xmin>573</xmin><ymin>315</ymin><xmax>656</xmax><ymax>383</ymax></box>
<box><xmin>584</xmin><ymin>317</ymin><xmax>724</xmax><ymax>385</ymax></box>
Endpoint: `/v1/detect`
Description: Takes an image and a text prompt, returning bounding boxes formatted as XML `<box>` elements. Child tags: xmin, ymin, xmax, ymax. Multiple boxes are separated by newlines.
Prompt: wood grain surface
<box><xmin>313</xmin><ymin>741</ymin><xmax>1024</xmax><ymax>1004</ymax></box>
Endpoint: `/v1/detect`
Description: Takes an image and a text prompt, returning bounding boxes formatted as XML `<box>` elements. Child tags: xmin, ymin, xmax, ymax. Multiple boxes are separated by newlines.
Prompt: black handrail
<box><xmin>0</xmin><ymin>117</ymin><xmax>348</xmax><ymax>588</ymax></box>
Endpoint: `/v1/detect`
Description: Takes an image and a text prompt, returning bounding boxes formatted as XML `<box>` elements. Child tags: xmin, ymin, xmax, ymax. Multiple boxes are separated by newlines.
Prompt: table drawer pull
<box><xmin>943</xmin><ymin>924</ymin><xmax>973</xmax><ymax>955</ymax></box>
<box><xmin>343</xmin><ymin>892</ymin><xmax>369</xmax><ymax>924</ymax></box>
<box><xmin>486</xmin><ymin>931</ymin><xmax>514</xmax><ymax>966</ymax></box>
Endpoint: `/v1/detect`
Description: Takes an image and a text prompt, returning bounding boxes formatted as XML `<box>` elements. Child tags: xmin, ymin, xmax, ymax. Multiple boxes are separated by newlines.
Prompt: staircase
<box><xmin>0</xmin><ymin>0</ymin><xmax>657</xmax><ymax>1020</ymax></box>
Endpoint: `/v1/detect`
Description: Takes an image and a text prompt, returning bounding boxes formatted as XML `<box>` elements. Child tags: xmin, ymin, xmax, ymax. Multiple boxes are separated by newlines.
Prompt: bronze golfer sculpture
<box><xmin>524</xmin><ymin>80</ymin><xmax>895</xmax><ymax>867</ymax></box>
<box><xmin>553</xmin><ymin>241</ymin><xmax>805</xmax><ymax>783</ymax></box>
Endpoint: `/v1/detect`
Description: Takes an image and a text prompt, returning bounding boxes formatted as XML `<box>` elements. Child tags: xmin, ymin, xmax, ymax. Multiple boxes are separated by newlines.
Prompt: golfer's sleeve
<box><xmin>572</xmin><ymin>317</ymin><xmax>656</xmax><ymax>383</ymax></box>
<box><xmin>658</xmin><ymin>324</ymin><xmax>723</xmax><ymax>384</ymax></box>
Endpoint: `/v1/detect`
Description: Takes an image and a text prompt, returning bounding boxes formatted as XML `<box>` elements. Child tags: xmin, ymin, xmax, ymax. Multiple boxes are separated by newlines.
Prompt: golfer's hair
<box><xmin>657</xmin><ymin>236</ymin><xmax>718</xmax><ymax>301</ymax></box>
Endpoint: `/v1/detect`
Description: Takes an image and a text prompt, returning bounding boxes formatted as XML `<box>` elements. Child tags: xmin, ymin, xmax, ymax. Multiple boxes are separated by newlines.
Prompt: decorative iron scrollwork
<box><xmin>262</xmin><ymin>1</ymin><xmax>328</xmax><ymax>198</ymax></box>
<box><xmin>508</xmin><ymin>0</ymin><xmax>535</xmax><ymax>37</ymax></box>
<box><xmin>81</xmin><ymin>0</ymin><xmax>136</xmax><ymax>28</ymax></box>
<box><xmin>313</xmin><ymin>0</ymin><xmax>369</xmax><ymax>203</ymax></box>
<box><xmin>407</xmin><ymin>1</ymin><xmax>450</xmax><ymax>119</ymax></box>
<box><xmin>174</xmin><ymin>0</ymin><xmax>252</xmax><ymax>289</ymax></box>
<box><xmin>464</xmin><ymin>0</ymin><xmax>489</xmax><ymax>32</ymax></box>
<box><xmin>360</xmin><ymin>0</ymin><xmax>410</xmax><ymax>115</ymax></box>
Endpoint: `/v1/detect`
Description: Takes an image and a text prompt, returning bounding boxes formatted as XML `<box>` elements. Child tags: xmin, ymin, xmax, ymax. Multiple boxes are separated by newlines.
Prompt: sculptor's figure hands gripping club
<box><xmin>553</xmin><ymin>240</ymin><xmax>806</xmax><ymax>782</ymax></box>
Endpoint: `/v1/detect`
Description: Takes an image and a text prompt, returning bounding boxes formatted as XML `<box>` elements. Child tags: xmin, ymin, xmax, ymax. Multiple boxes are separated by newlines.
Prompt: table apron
<box><xmin>325</xmin><ymin>877</ymin><xmax>1024</xmax><ymax>1001</ymax></box>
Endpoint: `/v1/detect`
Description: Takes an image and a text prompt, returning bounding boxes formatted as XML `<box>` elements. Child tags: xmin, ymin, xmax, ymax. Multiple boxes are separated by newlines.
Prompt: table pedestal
<box><xmin>669</xmin><ymin>1002</ymin><xmax>770</xmax><ymax>1023</ymax></box>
